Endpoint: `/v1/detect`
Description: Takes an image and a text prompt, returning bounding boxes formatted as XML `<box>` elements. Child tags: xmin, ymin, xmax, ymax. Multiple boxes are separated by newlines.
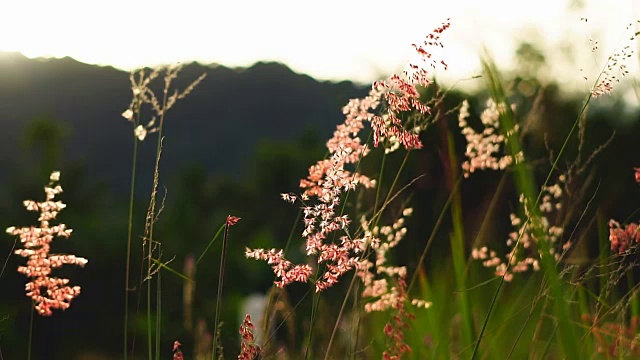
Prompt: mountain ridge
<box><xmin>0</xmin><ymin>52</ymin><xmax>369</xmax><ymax>193</ymax></box>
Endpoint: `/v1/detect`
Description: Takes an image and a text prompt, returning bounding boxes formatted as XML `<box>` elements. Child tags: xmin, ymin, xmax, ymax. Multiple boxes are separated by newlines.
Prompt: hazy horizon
<box><xmin>1</xmin><ymin>0</ymin><xmax>638</xmax><ymax>91</ymax></box>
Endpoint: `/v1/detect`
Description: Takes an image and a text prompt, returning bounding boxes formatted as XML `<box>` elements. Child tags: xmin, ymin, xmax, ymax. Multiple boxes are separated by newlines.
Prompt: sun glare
<box><xmin>0</xmin><ymin>0</ymin><xmax>637</xmax><ymax>86</ymax></box>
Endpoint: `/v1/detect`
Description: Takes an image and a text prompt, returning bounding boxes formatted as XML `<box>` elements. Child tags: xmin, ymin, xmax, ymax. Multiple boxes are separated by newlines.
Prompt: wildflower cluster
<box><xmin>609</xmin><ymin>169</ymin><xmax>640</xmax><ymax>253</ymax></box>
<box><xmin>246</xmin><ymin>21</ymin><xmax>451</xmax><ymax>293</ymax></box>
<box><xmin>472</xmin><ymin>178</ymin><xmax>565</xmax><ymax>281</ymax></box>
<box><xmin>371</xmin><ymin>19</ymin><xmax>451</xmax><ymax>151</ymax></box>
<box><xmin>610</xmin><ymin>221</ymin><xmax>640</xmax><ymax>254</ymax></box>
<box><xmin>121</xmin><ymin>65</ymin><xmax>206</xmax><ymax>141</ymax></box>
<box><xmin>590</xmin><ymin>21</ymin><xmax>639</xmax><ymax>97</ymax></box>
<box><xmin>298</xmin><ymin>88</ymin><xmax>380</xmax><ymax>197</ymax></box>
<box><xmin>459</xmin><ymin>99</ymin><xmax>522</xmax><ymax>178</ymax></box>
<box><xmin>6</xmin><ymin>171</ymin><xmax>88</xmax><ymax>316</ymax></box>
<box><xmin>357</xmin><ymin>208</ymin><xmax>429</xmax><ymax>312</ymax></box>
<box><xmin>238</xmin><ymin>314</ymin><xmax>262</xmax><ymax>360</ymax></box>
<box><xmin>245</xmin><ymin>247</ymin><xmax>313</xmax><ymax>289</ymax></box>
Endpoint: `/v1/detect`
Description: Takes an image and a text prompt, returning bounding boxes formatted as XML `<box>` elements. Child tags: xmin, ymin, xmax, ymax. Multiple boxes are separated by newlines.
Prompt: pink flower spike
<box><xmin>238</xmin><ymin>314</ymin><xmax>262</xmax><ymax>360</ymax></box>
<box><xmin>227</xmin><ymin>215</ymin><xmax>241</xmax><ymax>226</ymax></box>
<box><xmin>173</xmin><ymin>340</ymin><xmax>184</xmax><ymax>360</ymax></box>
<box><xmin>7</xmin><ymin>172</ymin><xmax>87</xmax><ymax>316</ymax></box>
<box><xmin>246</xmin><ymin>20</ymin><xmax>450</xmax><ymax>293</ymax></box>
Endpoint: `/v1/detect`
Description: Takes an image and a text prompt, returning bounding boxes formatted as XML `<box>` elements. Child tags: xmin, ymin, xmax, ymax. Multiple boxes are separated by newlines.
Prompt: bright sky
<box><xmin>1</xmin><ymin>0</ymin><xmax>638</xmax><ymax>90</ymax></box>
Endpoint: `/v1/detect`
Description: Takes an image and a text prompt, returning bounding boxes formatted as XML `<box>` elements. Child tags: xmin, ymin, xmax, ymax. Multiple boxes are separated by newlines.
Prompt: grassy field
<box><xmin>4</xmin><ymin>18</ymin><xmax>640</xmax><ymax>360</ymax></box>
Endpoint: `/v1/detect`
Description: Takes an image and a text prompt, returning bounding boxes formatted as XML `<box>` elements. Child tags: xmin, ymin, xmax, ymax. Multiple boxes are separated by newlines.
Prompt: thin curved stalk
<box><xmin>324</xmin><ymin>272</ymin><xmax>358</xmax><ymax>360</ymax></box>
<box><xmin>123</xmin><ymin>129</ymin><xmax>138</xmax><ymax>360</ymax></box>
<box><xmin>304</xmin><ymin>289</ymin><xmax>322</xmax><ymax>360</ymax></box>
<box><xmin>146</xmin><ymin>88</ymin><xmax>168</xmax><ymax>360</ymax></box>
<box><xmin>27</xmin><ymin>306</ymin><xmax>33</xmax><ymax>360</ymax></box>
<box><xmin>212</xmin><ymin>217</ymin><xmax>235</xmax><ymax>359</ymax></box>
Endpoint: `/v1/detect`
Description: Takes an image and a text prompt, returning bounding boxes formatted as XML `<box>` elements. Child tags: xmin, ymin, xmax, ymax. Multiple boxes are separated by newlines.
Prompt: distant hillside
<box><xmin>0</xmin><ymin>52</ymin><xmax>368</xmax><ymax>192</ymax></box>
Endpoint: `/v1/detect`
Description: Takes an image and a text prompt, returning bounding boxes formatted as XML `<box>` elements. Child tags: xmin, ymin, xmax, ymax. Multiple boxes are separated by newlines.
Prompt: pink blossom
<box><xmin>381</xmin><ymin>275</ymin><xmax>414</xmax><ymax>360</ymax></box>
<box><xmin>459</xmin><ymin>99</ymin><xmax>522</xmax><ymax>178</ymax></box>
<box><xmin>173</xmin><ymin>341</ymin><xmax>184</xmax><ymax>360</ymax></box>
<box><xmin>473</xmin><ymin>178</ymin><xmax>566</xmax><ymax>281</ymax></box>
<box><xmin>226</xmin><ymin>215</ymin><xmax>241</xmax><ymax>226</ymax></box>
<box><xmin>610</xmin><ymin>220</ymin><xmax>640</xmax><ymax>254</ymax></box>
<box><xmin>238</xmin><ymin>314</ymin><xmax>262</xmax><ymax>360</ymax></box>
<box><xmin>588</xmin><ymin>22</ymin><xmax>637</xmax><ymax>97</ymax></box>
